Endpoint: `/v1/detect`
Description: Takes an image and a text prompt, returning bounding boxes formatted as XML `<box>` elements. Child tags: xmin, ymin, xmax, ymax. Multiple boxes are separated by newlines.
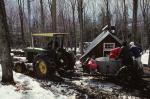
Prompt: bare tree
<box><xmin>77</xmin><ymin>0</ymin><xmax>84</xmax><ymax>54</ymax></box>
<box><xmin>32</xmin><ymin>0</ymin><xmax>40</xmax><ymax>33</ymax></box>
<box><xmin>132</xmin><ymin>0</ymin><xmax>138</xmax><ymax>41</ymax></box>
<box><xmin>140</xmin><ymin>0</ymin><xmax>150</xmax><ymax>48</ymax></box>
<box><xmin>58</xmin><ymin>0</ymin><xmax>66</xmax><ymax>32</ymax></box>
<box><xmin>100</xmin><ymin>7</ymin><xmax>107</xmax><ymax>28</ymax></box>
<box><xmin>70</xmin><ymin>0</ymin><xmax>77</xmax><ymax>54</ymax></box>
<box><xmin>114</xmin><ymin>0</ymin><xmax>122</xmax><ymax>38</ymax></box>
<box><xmin>17</xmin><ymin>0</ymin><xmax>25</xmax><ymax>45</ymax></box>
<box><xmin>0</xmin><ymin>0</ymin><xmax>14</xmax><ymax>83</ymax></box>
<box><xmin>27</xmin><ymin>0</ymin><xmax>34</xmax><ymax>46</ymax></box>
<box><xmin>122</xmin><ymin>0</ymin><xmax>128</xmax><ymax>41</ymax></box>
<box><xmin>40</xmin><ymin>0</ymin><xmax>45</xmax><ymax>32</ymax></box>
<box><xmin>103</xmin><ymin>0</ymin><xmax>111</xmax><ymax>29</ymax></box>
<box><xmin>27</xmin><ymin>0</ymin><xmax>31</xmax><ymax>32</ymax></box>
<box><xmin>91</xmin><ymin>0</ymin><xmax>96</xmax><ymax>39</ymax></box>
<box><xmin>48</xmin><ymin>0</ymin><xmax>57</xmax><ymax>32</ymax></box>
<box><xmin>59</xmin><ymin>0</ymin><xmax>71</xmax><ymax>48</ymax></box>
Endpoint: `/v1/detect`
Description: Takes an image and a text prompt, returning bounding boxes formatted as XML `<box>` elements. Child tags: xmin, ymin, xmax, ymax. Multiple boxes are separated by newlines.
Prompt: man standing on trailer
<box><xmin>116</xmin><ymin>41</ymin><xmax>133</xmax><ymax>67</ymax></box>
<box><xmin>129</xmin><ymin>42</ymin><xmax>142</xmax><ymax>67</ymax></box>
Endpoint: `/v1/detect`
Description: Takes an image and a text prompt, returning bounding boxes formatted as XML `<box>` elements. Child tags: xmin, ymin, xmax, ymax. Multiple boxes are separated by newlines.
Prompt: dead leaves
<box><xmin>15</xmin><ymin>83</ymin><xmax>31</xmax><ymax>92</ymax></box>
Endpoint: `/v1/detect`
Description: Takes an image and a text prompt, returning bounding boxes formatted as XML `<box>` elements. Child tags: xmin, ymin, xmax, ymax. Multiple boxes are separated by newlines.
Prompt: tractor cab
<box><xmin>32</xmin><ymin>33</ymin><xmax>69</xmax><ymax>49</ymax></box>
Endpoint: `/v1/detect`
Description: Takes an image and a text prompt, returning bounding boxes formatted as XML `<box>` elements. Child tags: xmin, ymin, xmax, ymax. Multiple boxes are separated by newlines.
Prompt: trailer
<box><xmin>81</xmin><ymin>46</ymin><xmax>144</xmax><ymax>85</ymax></box>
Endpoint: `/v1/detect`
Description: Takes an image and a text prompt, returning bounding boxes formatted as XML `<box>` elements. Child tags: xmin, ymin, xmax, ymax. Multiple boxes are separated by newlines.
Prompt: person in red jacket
<box><xmin>109</xmin><ymin>47</ymin><xmax>121</xmax><ymax>60</ymax></box>
<box><xmin>82</xmin><ymin>56</ymin><xmax>97</xmax><ymax>74</ymax></box>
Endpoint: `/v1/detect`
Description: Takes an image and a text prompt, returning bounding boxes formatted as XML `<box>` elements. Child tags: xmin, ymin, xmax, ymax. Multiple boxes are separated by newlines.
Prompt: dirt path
<box><xmin>31</xmin><ymin>73</ymin><xmax>150</xmax><ymax>99</ymax></box>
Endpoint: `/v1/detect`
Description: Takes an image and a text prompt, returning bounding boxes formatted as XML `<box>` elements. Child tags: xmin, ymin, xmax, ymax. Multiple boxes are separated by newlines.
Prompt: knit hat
<box><xmin>130</xmin><ymin>42</ymin><xmax>134</xmax><ymax>46</ymax></box>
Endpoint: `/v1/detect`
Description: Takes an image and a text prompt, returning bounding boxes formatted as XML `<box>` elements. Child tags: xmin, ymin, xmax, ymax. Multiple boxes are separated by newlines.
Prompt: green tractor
<box><xmin>14</xmin><ymin>33</ymin><xmax>75</xmax><ymax>79</ymax></box>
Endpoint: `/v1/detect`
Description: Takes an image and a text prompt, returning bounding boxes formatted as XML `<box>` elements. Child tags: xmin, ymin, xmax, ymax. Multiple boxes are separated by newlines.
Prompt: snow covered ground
<box><xmin>0</xmin><ymin>64</ymin><xmax>68</xmax><ymax>99</ymax></box>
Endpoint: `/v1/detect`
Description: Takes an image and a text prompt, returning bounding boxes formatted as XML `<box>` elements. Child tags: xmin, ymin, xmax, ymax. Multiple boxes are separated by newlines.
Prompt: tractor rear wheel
<box><xmin>57</xmin><ymin>49</ymin><xmax>75</xmax><ymax>70</ymax></box>
<box><xmin>33</xmin><ymin>56</ymin><xmax>56</xmax><ymax>79</ymax></box>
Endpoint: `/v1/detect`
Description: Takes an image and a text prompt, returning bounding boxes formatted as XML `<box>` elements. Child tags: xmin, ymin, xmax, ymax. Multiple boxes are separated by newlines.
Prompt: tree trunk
<box><xmin>0</xmin><ymin>0</ymin><xmax>14</xmax><ymax>83</ymax></box>
<box><xmin>18</xmin><ymin>0</ymin><xmax>25</xmax><ymax>46</ymax></box>
<box><xmin>77</xmin><ymin>0</ymin><xmax>84</xmax><ymax>55</ymax></box>
<box><xmin>92</xmin><ymin>1</ymin><xmax>96</xmax><ymax>40</ymax></box>
<box><xmin>71</xmin><ymin>0</ymin><xmax>76</xmax><ymax>54</ymax></box>
<box><xmin>51</xmin><ymin>0</ymin><xmax>57</xmax><ymax>32</ymax></box>
<box><xmin>132</xmin><ymin>0</ymin><xmax>138</xmax><ymax>42</ymax></box>
<box><xmin>106</xmin><ymin>0</ymin><xmax>110</xmax><ymax>29</ymax></box>
<box><xmin>122</xmin><ymin>0</ymin><xmax>128</xmax><ymax>41</ymax></box>
<box><xmin>40</xmin><ymin>0</ymin><xmax>45</xmax><ymax>32</ymax></box>
<box><xmin>27</xmin><ymin>0</ymin><xmax>32</xmax><ymax>47</ymax></box>
<box><xmin>104</xmin><ymin>0</ymin><xmax>111</xmax><ymax>30</ymax></box>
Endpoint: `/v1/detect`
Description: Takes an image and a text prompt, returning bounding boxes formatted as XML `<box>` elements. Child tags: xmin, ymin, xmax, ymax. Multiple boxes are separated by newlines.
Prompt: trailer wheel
<box><xmin>33</xmin><ymin>56</ymin><xmax>56</xmax><ymax>79</ymax></box>
<box><xmin>117</xmin><ymin>66</ymin><xmax>132</xmax><ymax>85</ymax></box>
<box><xmin>14</xmin><ymin>62</ymin><xmax>26</xmax><ymax>73</ymax></box>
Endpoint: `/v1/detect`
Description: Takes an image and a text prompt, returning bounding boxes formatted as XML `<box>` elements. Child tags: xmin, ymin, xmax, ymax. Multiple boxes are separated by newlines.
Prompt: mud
<box><xmin>22</xmin><ymin>69</ymin><xmax>150</xmax><ymax>99</ymax></box>
<box><xmin>13</xmin><ymin>61</ymin><xmax>150</xmax><ymax>99</ymax></box>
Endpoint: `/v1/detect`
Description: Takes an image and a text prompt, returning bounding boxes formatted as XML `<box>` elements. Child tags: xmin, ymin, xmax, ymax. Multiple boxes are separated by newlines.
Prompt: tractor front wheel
<box><xmin>14</xmin><ymin>62</ymin><xmax>26</xmax><ymax>73</ymax></box>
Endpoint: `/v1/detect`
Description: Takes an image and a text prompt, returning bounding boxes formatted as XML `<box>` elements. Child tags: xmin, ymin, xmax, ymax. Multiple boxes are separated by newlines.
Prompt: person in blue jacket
<box><xmin>129</xmin><ymin>42</ymin><xmax>142</xmax><ymax>67</ymax></box>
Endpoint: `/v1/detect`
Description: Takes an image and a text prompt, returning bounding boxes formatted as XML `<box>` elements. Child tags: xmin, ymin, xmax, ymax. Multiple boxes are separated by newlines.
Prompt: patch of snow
<box><xmin>10</xmin><ymin>53</ymin><xmax>14</xmax><ymax>56</ymax></box>
<box><xmin>119</xmin><ymin>95</ymin><xmax>140</xmax><ymax>99</ymax></box>
<box><xmin>0</xmin><ymin>85</ymin><xmax>22</xmax><ymax>99</ymax></box>
<box><xmin>13</xmin><ymin>56</ymin><xmax>27</xmax><ymax>61</ymax></box>
<box><xmin>0</xmin><ymin>64</ymin><xmax>1</xmax><ymax>80</ymax></box>
<box><xmin>141</xmin><ymin>50</ymin><xmax>149</xmax><ymax>65</ymax></box>
<box><xmin>75</xmin><ymin>61</ymin><xmax>81</xmax><ymax>65</ymax></box>
<box><xmin>0</xmin><ymin>64</ymin><xmax>22</xmax><ymax>99</ymax></box>
<box><xmin>76</xmin><ymin>48</ymin><xmax>80</xmax><ymax>54</ymax></box>
<box><xmin>11</xmin><ymin>49</ymin><xmax>24</xmax><ymax>53</ymax></box>
<box><xmin>14</xmin><ymin>74</ymin><xmax>56</xmax><ymax>99</ymax></box>
<box><xmin>0</xmin><ymin>64</ymin><xmax>67</xmax><ymax>99</ymax></box>
<box><xmin>87</xmin><ymin>81</ymin><xmax>122</xmax><ymax>92</ymax></box>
